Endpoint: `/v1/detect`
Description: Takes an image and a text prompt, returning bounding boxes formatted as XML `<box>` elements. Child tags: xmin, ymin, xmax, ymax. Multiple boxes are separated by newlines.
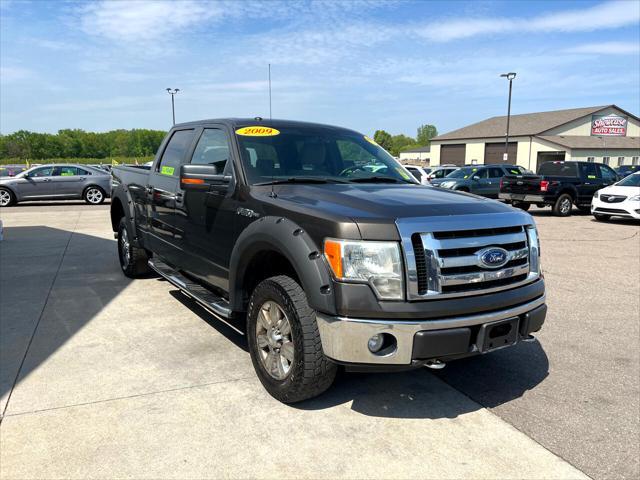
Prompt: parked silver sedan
<box><xmin>0</xmin><ymin>164</ymin><xmax>111</xmax><ymax>207</ymax></box>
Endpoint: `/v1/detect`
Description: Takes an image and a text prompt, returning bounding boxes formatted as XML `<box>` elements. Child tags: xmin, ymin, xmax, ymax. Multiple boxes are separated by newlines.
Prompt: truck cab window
<box><xmin>191</xmin><ymin>129</ymin><xmax>231</xmax><ymax>175</ymax></box>
<box><xmin>157</xmin><ymin>129</ymin><xmax>195</xmax><ymax>176</ymax></box>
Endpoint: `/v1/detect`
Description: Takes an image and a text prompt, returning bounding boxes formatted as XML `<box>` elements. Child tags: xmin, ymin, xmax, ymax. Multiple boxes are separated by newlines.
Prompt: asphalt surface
<box><xmin>0</xmin><ymin>200</ymin><xmax>638</xmax><ymax>479</ymax></box>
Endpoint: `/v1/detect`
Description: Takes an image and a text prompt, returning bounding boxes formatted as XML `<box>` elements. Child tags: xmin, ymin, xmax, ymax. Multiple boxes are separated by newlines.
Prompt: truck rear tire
<box><xmin>117</xmin><ymin>217</ymin><xmax>149</xmax><ymax>278</ymax></box>
<box><xmin>552</xmin><ymin>193</ymin><xmax>573</xmax><ymax>217</ymax></box>
<box><xmin>247</xmin><ymin>275</ymin><xmax>337</xmax><ymax>403</ymax></box>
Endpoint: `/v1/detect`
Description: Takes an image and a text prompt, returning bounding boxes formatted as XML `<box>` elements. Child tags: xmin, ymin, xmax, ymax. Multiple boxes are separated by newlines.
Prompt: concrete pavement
<box><xmin>0</xmin><ymin>202</ymin><xmax>636</xmax><ymax>479</ymax></box>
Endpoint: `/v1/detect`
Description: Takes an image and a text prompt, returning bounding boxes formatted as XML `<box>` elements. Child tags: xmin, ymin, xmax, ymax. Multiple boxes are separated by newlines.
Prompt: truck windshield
<box><xmin>235</xmin><ymin>126</ymin><xmax>415</xmax><ymax>185</ymax></box>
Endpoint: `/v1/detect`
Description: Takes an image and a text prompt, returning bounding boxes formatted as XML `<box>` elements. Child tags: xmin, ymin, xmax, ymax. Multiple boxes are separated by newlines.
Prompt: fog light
<box><xmin>368</xmin><ymin>334</ymin><xmax>384</xmax><ymax>353</ymax></box>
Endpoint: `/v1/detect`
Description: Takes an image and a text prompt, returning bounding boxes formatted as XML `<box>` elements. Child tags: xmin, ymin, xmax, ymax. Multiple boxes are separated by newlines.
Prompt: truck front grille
<box><xmin>412</xmin><ymin>225</ymin><xmax>537</xmax><ymax>298</ymax></box>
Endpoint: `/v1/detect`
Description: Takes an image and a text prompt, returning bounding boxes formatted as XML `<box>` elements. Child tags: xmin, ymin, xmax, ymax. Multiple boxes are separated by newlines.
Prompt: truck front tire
<box><xmin>247</xmin><ymin>275</ymin><xmax>337</xmax><ymax>403</ymax></box>
<box><xmin>117</xmin><ymin>218</ymin><xmax>149</xmax><ymax>278</ymax></box>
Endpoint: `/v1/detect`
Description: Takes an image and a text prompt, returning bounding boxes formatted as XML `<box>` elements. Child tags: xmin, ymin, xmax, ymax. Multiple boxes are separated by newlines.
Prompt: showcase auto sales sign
<box><xmin>591</xmin><ymin>114</ymin><xmax>627</xmax><ymax>136</ymax></box>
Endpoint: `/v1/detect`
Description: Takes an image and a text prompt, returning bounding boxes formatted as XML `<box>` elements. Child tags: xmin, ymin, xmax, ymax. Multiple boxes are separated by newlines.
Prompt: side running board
<box><xmin>148</xmin><ymin>257</ymin><xmax>238</xmax><ymax>329</ymax></box>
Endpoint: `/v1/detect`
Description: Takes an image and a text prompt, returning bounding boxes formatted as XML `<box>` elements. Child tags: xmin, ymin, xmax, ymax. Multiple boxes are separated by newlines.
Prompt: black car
<box><xmin>110</xmin><ymin>118</ymin><xmax>546</xmax><ymax>403</ymax></box>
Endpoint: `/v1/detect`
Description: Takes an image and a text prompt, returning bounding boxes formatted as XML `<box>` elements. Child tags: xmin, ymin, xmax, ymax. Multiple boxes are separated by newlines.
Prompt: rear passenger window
<box><xmin>78</xmin><ymin>168</ymin><xmax>90</xmax><ymax>175</ymax></box>
<box><xmin>58</xmin><ymin>166</ymin><xmax>78</xmax><ymax>176</ymax></box>
<box><xmin>191</xmin><ymin>129</ymin><xmax>231</xmax><ymax>174</ymax></box>
<box><xmin>580</xmin><ymin>163</ymin><xmax>599</xmax><ymax>179</ymax></box>
<box><xmin>157</xmin><ymin>129</ymin><xmax>195</xmax><ymax>176</ymax></box>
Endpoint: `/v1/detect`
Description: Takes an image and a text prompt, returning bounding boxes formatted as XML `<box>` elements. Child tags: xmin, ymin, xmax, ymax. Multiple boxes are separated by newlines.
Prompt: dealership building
<box><xmin>429</xmin><ymin>105</ymin><xmax>640</xmax><ymax>171</ymax></box>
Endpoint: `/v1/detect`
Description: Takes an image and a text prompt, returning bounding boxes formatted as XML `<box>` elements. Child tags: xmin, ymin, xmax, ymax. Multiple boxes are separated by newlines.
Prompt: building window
<box><xmin>617</xmin><ymin>156</ymin><xmax>625</xmax><ymax>166</ymax></box>
<box><xmin>603</xmin><ymin>156</ymin><xmax>610</xmax><ymax>165</ymax></box>
<box><xmin>587</xmin><ymin>157</ymin><xmax>595</xmax><ymax>162</ymax></box>
<box><xmin>633</xmin><ymin>157</ymin><xmax>639</xmax><ymax>166</ymax></box>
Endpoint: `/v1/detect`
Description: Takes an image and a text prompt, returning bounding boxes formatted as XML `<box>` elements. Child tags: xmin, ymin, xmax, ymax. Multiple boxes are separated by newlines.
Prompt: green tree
<box><xmin>373</xmin><ymin>130</ymin><xmax>393</xmax><ymax>152</ymax></box>
<box><xmin>416</xmin><ymin>124</ymin><xmax>438</xmax><ymax>146</ymax></box>
<box><xmin>389</xmin><ymin>134</ymin><xmax>415</xmax><ymax>157</ymax></box>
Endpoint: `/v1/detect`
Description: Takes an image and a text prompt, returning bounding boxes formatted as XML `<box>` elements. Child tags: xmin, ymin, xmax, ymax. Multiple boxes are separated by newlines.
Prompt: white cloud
<box><xmin>78</xmin><ymin>0</ymin><xmax>228</xmax><ymax>43</ymax></box>
<box><xmin>563</xmin><ymin>41</ymin><xmax>640</xmax><ymax>55</ymax></box>
<box><xmin>0</xmin><ymin>66</ymin><xmax>33</xmax><ymax>83</ymax></box>
<box><xmin>415</xmin><ymin>1</ymin><xmax>640</xmax><ymax>42</ymax></box>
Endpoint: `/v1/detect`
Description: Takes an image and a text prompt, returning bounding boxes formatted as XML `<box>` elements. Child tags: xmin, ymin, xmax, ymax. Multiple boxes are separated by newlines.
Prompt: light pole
<box><xmin>500</xmin><ymin>72</ymin><xmax>516</xmax><ymax>162</ymax></box>
<box><xmin>166</xmin><ymin>88</ymin><xmax>180</xmax><ymax>125</ymax></box>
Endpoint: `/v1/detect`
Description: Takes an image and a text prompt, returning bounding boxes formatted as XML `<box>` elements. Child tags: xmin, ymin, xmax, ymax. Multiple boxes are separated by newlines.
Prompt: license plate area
<box><xmin>477</xmin><ymin>317</ymin><xmax>519</xmax><ymax>353</ymax></box>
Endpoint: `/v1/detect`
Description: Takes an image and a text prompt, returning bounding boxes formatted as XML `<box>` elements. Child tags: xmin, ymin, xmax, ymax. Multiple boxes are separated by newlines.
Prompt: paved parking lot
<box><xmin>0</xmin><ymin>201</ymin><xmax>638</xmax><ymax>479</ymax></box>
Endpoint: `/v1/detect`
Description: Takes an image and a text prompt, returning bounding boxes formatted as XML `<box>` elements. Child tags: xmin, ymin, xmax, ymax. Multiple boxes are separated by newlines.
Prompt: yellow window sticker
<box><xmin>364</xmin><ymin>135</ymin><xmax>378</xmax><ymax>146</ymax></box>
<box><xmin>160</xmin><ymin>166</ymin><xmax>175</xmax><ymax>176</ymax></box>
<box><xmin>236</xmin><ymin>126</ymin><xmax>280</xmax><ymax>136</ymax></box>
<box><xmin>587</xmin><ymin>174</ymin><xmax>596</xmax><ymax>179</ymax></box>
<box><xmin>60</xmin><ymin>172</ymin><xmax>74</xmax><ymax>176</ymax></box>
<box><xmin>396</xmin><ymin>167</ymin><xmax>411</xmax><ymax>180</ymax></box>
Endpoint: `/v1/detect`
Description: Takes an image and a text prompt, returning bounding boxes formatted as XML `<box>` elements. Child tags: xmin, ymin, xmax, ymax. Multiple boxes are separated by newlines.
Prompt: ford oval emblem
<box><xmin>477</xmin><ymin>247</ymin><xmax>510</xmax><ymax>269</ymax></box>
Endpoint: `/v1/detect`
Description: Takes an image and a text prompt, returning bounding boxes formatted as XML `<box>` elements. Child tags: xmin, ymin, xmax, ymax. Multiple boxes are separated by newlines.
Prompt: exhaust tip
<box><xmin>522</xmin><ymin>335</ymin><xmax>536</xmax><ymax>343</ymax></box>
<box><xmin>424</xmin><ymin>360</ymin><xmax>446</xmax><ymax>370</ymax></box>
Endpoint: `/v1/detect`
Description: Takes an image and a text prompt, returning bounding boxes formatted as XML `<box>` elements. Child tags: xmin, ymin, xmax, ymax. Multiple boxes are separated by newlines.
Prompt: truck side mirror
<box><xmin>180</xmin><ymin>164</ymin><xmax>231</xmax><ymax>191</ymax></box>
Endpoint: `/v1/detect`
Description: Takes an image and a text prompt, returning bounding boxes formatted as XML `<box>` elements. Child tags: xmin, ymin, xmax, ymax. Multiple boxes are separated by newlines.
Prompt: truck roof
<box><xmin>173</xmin><ymin>117</ymin><xmax>361</xmax><ymax>134</ymax></box>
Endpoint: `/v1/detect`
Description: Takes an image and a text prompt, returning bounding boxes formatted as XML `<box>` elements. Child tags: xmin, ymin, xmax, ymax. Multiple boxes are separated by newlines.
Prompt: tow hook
<box><xmin>424</xmin><ymin>360</ymin><xmax>446</xmax><ymax>370</ymax></box>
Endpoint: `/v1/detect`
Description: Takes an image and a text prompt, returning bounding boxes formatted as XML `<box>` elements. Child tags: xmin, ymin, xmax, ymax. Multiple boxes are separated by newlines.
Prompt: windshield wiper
<box><xmin>255</xmin><ymin>177</ymin><xmax>349</xmax><ymax>186</ymax></box>
<box><xmin>348</xmin><ymin>176</ymin><xmax>407</xmax><ymax>184</ymax></box>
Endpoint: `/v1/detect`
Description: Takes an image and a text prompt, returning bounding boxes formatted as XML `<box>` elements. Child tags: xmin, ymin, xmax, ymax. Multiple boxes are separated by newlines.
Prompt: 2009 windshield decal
<box><xmin>235</xmin><ymin>126</ymin><xmax>280</xmax><ymax>136</ymax></box>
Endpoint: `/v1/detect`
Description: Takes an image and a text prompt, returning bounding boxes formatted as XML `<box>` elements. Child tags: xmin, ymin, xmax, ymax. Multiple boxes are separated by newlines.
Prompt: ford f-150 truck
<box><xmin>499</xmin><ymin>160</ymin><xmax>620</xmax><ymax>216</ymax></box>
<box><xmin>110</xmin><ymin>118</ymin><xmax>546</xmax><ymax>403</ymax></box>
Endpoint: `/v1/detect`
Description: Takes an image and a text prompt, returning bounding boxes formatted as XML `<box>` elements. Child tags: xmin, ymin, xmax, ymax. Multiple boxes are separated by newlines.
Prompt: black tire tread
<box><xmin>247</xmin><ymin>275</ymin><xmax>336</xmax><ymax>403</ymax></box>
<box><xmin>118</xmin><ymin>217</ymin><xmax>149</xmax><ymax>278</ymax></box>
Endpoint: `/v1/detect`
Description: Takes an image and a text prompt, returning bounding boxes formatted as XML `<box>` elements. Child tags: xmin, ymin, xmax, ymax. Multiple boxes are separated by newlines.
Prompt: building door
<box><xmin>484</xmin><ymin>142</ymin><xmax>517</xmax><ymax>164</ymax></box>
<box><xmin>440</xmin><ymin>144</ymin><xmax>466</xmax><ymax>166</ymax></box>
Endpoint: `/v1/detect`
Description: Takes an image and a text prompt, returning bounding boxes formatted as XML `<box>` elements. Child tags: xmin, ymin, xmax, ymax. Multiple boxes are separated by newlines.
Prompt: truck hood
<box><xmin>262</xmin><ymin>183</ymin><xmax>516</xmax><ymax>239</ymax></box>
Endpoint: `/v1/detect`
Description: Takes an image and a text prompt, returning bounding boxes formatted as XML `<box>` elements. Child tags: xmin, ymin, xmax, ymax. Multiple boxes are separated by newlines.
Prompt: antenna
<box><xmin>268</xmin><ymin>63</ymin><xmax>272</xmax><ymax>120</ymax></box>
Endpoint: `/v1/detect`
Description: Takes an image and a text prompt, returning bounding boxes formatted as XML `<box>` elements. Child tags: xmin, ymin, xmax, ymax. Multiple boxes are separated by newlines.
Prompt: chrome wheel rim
<box><xmin>0</xmin><ymin>190</ymin><xmax>10</xmax><ymax>206</ymax></box>
<box><xmin>86</xmin><ymin>188</ymin><xmax>103</xmax><ymax>204</ymax></box>
<box><xmin>560</xmin><ymin>198</ymin><xmax>571</xmax><ymax>214</ymax></box>
<box><xmin>119</xmin><ymin>227</ymin><xmax>130</xmax><ymax>269</ymax></box>
<box><xmin>255</xmin><ymin>300</ymin><xmax>294</xmax><ymax>380</ymax></box>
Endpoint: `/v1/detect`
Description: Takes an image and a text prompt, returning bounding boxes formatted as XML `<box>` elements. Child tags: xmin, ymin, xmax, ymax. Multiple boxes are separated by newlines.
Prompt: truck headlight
<box><xmin>324</xmin><ymin>239</ymin><xmax>404</xmax><ymax>300</ymax></box>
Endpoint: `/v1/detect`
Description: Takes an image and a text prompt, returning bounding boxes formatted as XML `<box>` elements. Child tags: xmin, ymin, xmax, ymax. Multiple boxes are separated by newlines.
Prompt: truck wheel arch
<box><xmin>228</xmin><ymin>216</ymin><xmax>337</xmax><ymax>316</ymax></box>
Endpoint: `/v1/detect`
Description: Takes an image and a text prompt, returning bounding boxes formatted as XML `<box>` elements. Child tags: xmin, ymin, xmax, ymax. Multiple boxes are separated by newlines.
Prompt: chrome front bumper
<box><xmin>316</xmin><ymin>295</ymin><xmax>546</xmax><ymax>365</ymax></box>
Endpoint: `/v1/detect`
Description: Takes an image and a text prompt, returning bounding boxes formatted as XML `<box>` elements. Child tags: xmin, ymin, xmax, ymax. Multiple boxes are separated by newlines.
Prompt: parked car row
<box><xmin>404</xmin><ymin>159</ymin><xmax>638</xmax><ymax>222</ymax></box>
<box><xmin>0</xmin><ymin>164</ymin><xmax>111</xmax><ymax>206</ymax></box>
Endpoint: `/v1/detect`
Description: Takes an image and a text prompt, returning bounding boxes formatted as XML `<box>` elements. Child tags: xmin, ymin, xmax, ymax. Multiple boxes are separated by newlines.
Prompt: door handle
<box><xmin>43</xmin><ymin>178</ymin><xmax>51</xmax><ymax>182</ymax></box>
<box><xmin>146</xmin><ymin>186</ymin><xmax>153</xmax><ymax>194</ymax></box>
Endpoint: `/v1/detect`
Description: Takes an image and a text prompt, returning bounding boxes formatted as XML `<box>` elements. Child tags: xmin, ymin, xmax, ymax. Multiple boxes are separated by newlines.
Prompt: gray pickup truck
<box><xmin>110</xmin><ymin>118</ymin><xmax>546</xmax><ymax>403</ymax></box>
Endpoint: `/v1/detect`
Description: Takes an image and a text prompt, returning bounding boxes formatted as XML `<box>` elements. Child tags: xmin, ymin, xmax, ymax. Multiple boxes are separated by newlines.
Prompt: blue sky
<box><xmin>1</xmin><ymin>0</ymin><xmax>639</xmax><ymax>138</ymax></box>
